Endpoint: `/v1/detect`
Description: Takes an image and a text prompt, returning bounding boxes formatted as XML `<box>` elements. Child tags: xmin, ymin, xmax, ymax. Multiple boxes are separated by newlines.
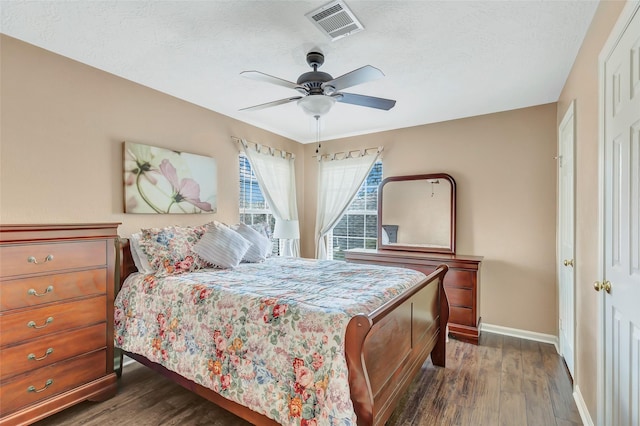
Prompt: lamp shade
<box><xmin>273</xmin><ymin>219</ymin><xmax>300</xmax><ymax>239</ymax></box>
<box><xmin>297</xmin><ymin>95</ymin><xmax>336</xmax><ymax>117</ymax></box>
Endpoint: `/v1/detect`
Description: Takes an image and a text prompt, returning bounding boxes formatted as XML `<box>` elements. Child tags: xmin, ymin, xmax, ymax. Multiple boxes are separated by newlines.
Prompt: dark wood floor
<box><xmin>34</xmin><ymin>333</ymin><xmax>582</xmax><ymax>425</ymax></box>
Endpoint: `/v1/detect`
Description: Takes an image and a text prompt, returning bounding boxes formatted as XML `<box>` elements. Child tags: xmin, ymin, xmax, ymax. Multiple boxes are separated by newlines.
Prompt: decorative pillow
<box><xmin>233</xmin><ymin>222</ymin><xmax>272</xmax><ymax>263</ymax></box>
<box><xmin>137</xmin><ymin>225</ymin><xmax>209</xmax><ymax>276</ymax></box>
<box><xmin>192</xmin><ymin>222</ymin><xmax>252</xmax><ymax>269</ymax></box>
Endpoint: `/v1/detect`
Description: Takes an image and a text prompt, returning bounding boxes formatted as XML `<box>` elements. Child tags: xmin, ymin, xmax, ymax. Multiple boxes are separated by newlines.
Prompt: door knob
<box><xmin>563</xmin><ymin>259</ymin><xmax>574</xmax><ymax>267</ymax></box>
<box><xmin>594</xmin><ymin>280</ymin><xmax>612</xmax><ymax>293</ymax></box>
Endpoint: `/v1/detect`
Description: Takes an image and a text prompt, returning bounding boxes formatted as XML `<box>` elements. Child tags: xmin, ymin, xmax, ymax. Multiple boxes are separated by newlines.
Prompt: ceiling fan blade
<box><xmin>239</xmin><ymin>96</ymin><xmax>302</xmax><ymax>112</ymax></box>
<box><xmin>334</xmin><ymin>92</ymin><xmax>396</xmax><ymax>111</ymax></box>
<box><xmin>240</xmin><ymin>71</ymin><xmax>303</xmax><ymax>91</ymax></box>
<box><xmin>322</xmin><ymin>65</ymin><xmax>385</xmax><ymax>93</ymax></box>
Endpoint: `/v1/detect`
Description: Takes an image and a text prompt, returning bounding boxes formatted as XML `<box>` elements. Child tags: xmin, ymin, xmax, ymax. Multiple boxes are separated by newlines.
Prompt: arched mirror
<box><xmin>378</xmin><ymin>173</ymin><xmax>456</xmax><ymax>254</ymax></box>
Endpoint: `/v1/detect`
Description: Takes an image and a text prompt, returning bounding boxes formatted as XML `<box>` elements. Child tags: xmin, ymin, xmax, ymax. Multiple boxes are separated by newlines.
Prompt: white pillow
<box><xmin>192</xmin><ymin>223</ymin><xmax>252</xmax><ymax>268</ymax></box>
<box><xmin>233</xmin><ymin>223</ymin><xmax>272</xmax><ymax>263</ymax></box>
<box><xmin>129</xmin><ymin>232</ymin><xmax>155</xmax><ymax>274</ymax></box>
<box><xmin>249</xmin><ymin>222</ymin><xmax>272</xmax><ymax>239</ymax></box>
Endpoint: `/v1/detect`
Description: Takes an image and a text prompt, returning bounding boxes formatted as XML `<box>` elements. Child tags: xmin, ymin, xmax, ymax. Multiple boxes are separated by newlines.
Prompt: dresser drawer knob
<box><xmin>27</xmin><ymin>317</ymin><xmax>54</xmax><ymax>329</ymax></box>
<box><xmin>27</xmin><ymin>379</ymin><xmax>53</xmax><ymax>393</ymax></box>
<box><xmin>27</xmin><ymin>347</ymin><xmax>54</xmax><ymax>361</ymax></box>
<box><xmin>27</xmin><ymin>254</ymin><xmax>54</xmax><ymax>265</ymax></box>
<box><xmin>27</xmin><ymin>286</ymin><xmax>54</xmax><ymax>297</ymax></box>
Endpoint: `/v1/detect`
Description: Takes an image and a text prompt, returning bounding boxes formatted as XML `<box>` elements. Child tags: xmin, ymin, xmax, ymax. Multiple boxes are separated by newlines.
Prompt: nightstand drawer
<box><xmin>446</xmin><ymin>287</ymin><xmax>472</xmax><ymax>308</ymax></box>
<box><xmin>0</xmin><ymin>349</ymin><xmax>106</xmax><ymax>416</ymax></box>
<box><xmin>0</xmin><ymin>296</ymin><xmax>106</xmax><ymax>347</ymax></box>
<box><xmin>0</xmin><ymin>269</ymin><xmax>107</xmax><ymax>311</ymax></box>
<box><xmin>449</xmin><ymin>306</ymin><xmax>475</xmax><ymax>326</ymax></box>
<box><xmin>0</xmin><ymin>241</ymin><xmax>107</xmax><ymax>278</ymax></box>
<box><xmin>0</xmin><ymin>323</ymin><xmax>106</xmax><ymax>381</ymax></box>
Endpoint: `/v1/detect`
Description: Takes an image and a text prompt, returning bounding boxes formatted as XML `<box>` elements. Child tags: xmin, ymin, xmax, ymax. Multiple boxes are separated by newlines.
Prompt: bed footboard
<box><xmin>344</xmin><ymin>265</ymin><xmax>449</xmax><ymax>426</ymax></box>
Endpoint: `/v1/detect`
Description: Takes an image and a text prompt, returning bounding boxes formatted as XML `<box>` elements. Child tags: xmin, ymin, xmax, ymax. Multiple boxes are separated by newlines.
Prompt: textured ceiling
<box><xmin>1</xmin><ymin>1</ymin><xmax>599</xmax><ymax>143</ymax></box>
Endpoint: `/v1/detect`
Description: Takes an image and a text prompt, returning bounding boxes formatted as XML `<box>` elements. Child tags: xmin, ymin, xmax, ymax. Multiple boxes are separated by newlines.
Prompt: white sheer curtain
<box><xmin>240</xmin><ymin>139</ymin><xmax>300</xmax><ymax>257</ymax></box>
<box><xmin>315</xmin><ymin>148</ymin><xmax>382</xmax><ymax>259</ymax></box>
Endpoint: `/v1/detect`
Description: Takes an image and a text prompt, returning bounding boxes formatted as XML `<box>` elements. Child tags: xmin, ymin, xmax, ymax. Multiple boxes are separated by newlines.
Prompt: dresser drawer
<box><xmin>443</xmin><ymin>269</ymin><xmax>474</xmax><ymax>289</ymax></box>
<box><xmin>446</xmin><ymin>287</ymin><xmax>473</xmax><ymax>308</ymax></box>
<box><xmin>449</xmin><ymin>306</ymin><xmax>475</xmax><ymax>327</ymax></box>
<box><xmin>0</xmin><ymin>349</ymin><xmax>106</xmax><ymax>416</ymax></box>
<box><xmin>0</xmin><ymin>241</ymin><xmax>107</xmax><ymax>278</ymax></box>
<box><xmin>402</xmin><ymin>265</ymin><xmax>474</xmax><ymax>289</ymax></box>
<box><xmin>0</xmin><ymin>269</ymin><xmax>107</xmax><ymax>311</ymax></box>
<box><xmin>0</xmin><ymin>323</ymin><xmax>106</xmax><ymax>381</ymax></box>
<box><xmin>0</xmin><ymin>296</ymin><xmax>106</xmax><ymax>347</ymax></box>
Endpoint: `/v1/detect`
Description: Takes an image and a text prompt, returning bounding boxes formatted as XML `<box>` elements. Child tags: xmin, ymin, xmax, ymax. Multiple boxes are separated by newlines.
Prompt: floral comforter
<box><xmin>114</xmin><ymin>257</ymin><xmax>427</xmax><ymax>425</ymax></box>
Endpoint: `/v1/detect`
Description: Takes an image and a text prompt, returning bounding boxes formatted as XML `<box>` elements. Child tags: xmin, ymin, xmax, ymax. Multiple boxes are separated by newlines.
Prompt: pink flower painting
<box><xmin>123</xmin><ymin>141</ymin><xmax>217</xmax><ymax>214</ymax></box>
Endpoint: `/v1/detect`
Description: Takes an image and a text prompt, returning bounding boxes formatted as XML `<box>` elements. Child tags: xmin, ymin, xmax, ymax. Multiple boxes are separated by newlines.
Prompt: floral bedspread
<box><xmin>114</xmin><ymin>257</ymin><xmax>426</xmax><ymax>425</ymax></box>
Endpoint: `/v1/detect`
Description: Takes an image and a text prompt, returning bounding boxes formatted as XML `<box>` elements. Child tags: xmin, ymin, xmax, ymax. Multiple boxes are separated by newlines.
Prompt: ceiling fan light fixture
<box><xmin>297</xmin><ymin>95</ymin><xmax>336</xmax><ymax>117</ymax></box>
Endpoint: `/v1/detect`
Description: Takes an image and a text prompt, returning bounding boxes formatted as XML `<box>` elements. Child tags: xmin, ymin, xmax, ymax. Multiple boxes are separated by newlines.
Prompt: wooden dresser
<box><xmin>345</xmin><ymin>248</ymin><xmax>483</xmax><ymax>344</ymax></box>
<box><xmin>0</xmin><ymin>223</ymin><xmax>119</xmax><ymax>425</ymax></box>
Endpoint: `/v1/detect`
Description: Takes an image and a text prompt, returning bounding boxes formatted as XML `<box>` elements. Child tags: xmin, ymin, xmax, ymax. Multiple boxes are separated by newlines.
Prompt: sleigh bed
<box><xmin>115</xmin><ymin>238</ymin><xmax>448</xmax><ymax>426</ymax></box>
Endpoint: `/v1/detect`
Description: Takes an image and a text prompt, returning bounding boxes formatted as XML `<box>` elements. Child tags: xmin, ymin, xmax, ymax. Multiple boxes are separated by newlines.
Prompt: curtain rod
<box><xmin>231</xmin><ymin>136</ymin><xmax>295</xmax><ymax>159</ymax></box>
<box><xmin>313</xmin><ymin>146</ymin><xmax>383</xmax><ymax>161</ymax></box>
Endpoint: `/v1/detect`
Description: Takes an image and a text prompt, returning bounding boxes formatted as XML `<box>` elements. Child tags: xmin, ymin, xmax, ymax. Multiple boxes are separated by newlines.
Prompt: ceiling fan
<box><xmin>239</xmin><ymin>51</ymin><xmax>396</xmax><ymax>117</ymax></box>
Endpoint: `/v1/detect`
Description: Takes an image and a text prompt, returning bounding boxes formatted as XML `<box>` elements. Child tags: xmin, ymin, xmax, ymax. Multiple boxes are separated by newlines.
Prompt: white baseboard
<box><xmin>574</xmin><ymin>385</ymin><xmax>594</xmax><ymax>426</ymax></box>
<box><xmin>481</xmin><ymin>323</ymin><xmax>559</xmax><ymax>352</ymax></box>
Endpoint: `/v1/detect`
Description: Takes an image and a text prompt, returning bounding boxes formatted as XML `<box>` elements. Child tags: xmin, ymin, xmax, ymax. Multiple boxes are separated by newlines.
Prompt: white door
<box><xmin>602</xmin><ymin>6</ymin><xmax>640</xmax><ymax>426</ymax></box>
<box><xmin>558</xmin><ymin>101</ymin><xmax>576</xmax><ymax>379</ymax></box>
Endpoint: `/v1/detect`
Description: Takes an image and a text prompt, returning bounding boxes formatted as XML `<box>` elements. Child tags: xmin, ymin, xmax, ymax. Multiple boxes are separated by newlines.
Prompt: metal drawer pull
<box><xmin>27</xmin><ymin>348</ymin><xmax>54</xmax><ymax>361</ymax></box>
<box><xmin>27</xmin><ymin>379</ymin><xmax>53</xmax><ymax>393</ymax></box>
<box><xmin>27</xmin><ymin>286</ymin><xmax>54</xmax><ymax>297</ymax></box>
<box><xmin>27</xmin><ymin>254</ymin><xmax>54</xmax><ymax>264</ymax></box>
<box><xmin>27</xmin><ymin>317</ymin><xmax>54</xmax><ymax>329</ymax></box>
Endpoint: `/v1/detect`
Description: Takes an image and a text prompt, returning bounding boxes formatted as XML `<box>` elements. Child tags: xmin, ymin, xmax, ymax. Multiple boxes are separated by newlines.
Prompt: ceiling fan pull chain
<box><xmin>315</xmin><ymin>115</ymin><xmax>321</xmax><ymax>154</ymax></box>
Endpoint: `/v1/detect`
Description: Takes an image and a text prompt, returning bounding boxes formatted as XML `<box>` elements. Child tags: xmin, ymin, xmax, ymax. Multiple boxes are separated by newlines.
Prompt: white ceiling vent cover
<box><xmin>306</xmin><ymin>0</ymin><xmax>364</xmax><ymax>41</ymax></box>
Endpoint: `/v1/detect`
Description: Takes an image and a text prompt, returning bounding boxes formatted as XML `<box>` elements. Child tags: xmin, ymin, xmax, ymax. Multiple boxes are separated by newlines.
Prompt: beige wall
<box><xmin>0</xmin><ymin>35</ymin><xmax>304</xmax><ymax>237</ymax></box>
<box><xmin>557</xmin><ymin>0</ymin><xmax>626</xmax><ymax>420</ymax></box>
<box><xmin>303</xmin><ymin>104</ymin><xmax>559</xmax><ymax>335</ymax></box>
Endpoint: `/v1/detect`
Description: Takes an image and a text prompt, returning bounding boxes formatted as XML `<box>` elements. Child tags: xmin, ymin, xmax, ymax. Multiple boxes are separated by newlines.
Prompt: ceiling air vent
<box><xmin>305</xmin><ymin>0</ymin><xmax>364</xmax><ymax>41</ymax></box>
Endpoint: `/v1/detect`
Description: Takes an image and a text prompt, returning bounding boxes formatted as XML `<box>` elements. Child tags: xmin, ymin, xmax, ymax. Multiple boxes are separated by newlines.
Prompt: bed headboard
<box><xmin>117</xmin><ymin>238</ymin><xmax>138</xmax><ymax>292</ymax></box>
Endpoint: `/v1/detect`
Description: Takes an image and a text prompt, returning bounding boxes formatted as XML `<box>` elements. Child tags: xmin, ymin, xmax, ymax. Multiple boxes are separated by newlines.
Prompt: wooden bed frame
<box><xmin>116</xmin><ymin>239</ymin><xmax>449</xmax><ymax>426</ymax></box>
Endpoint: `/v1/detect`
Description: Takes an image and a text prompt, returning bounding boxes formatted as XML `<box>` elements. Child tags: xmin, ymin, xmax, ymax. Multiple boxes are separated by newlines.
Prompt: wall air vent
<box><xmin>305</xmin><ymin>0</ymin><xmax>364</xmax><ymax>41</ymax></box>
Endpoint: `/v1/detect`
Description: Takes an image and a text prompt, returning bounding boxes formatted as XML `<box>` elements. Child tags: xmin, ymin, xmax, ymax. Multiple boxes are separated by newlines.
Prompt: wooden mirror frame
<box><xmin>377</xmin><ymin>173</ymin><xmax>456</xmax><ymax>254</ymax></box>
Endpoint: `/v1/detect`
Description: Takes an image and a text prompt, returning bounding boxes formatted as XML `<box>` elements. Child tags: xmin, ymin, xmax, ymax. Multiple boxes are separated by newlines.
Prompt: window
<box><xmin>239</xmin><ymin>154</ymin><xmax>279</xmax><ymax>255</ymax></box>
<box><xmin>329</xmin><ymin>161</ymin><xmax>383</xmax><ymax>260</ymax></box>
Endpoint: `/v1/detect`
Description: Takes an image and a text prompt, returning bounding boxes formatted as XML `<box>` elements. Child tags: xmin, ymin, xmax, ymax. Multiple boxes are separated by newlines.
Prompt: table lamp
<box><xmin>273</xmin><ymin>219</ymin><xmax>300</xmax><ymax>257</ymax></box>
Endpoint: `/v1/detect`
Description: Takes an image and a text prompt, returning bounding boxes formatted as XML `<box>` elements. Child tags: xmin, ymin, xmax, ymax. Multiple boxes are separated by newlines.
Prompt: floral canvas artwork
<box><xmin>124</xmin><ymin>142</ymin><xmax>217</xmax><ymax>214</ymax></box>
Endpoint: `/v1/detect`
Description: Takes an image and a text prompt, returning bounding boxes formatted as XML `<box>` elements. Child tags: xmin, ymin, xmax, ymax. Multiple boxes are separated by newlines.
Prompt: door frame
<box><xmin>597</xmin><ymin>3</ymin><xmax>640</xmax><ymax>424</ymax></box>
<box><xmin>558</xmin><ymin>99</ymin><xmax>576</xmax><ymax>379</ymax></box>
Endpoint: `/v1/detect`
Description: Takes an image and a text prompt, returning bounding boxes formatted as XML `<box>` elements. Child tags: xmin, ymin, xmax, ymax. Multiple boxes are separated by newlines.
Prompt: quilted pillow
<box><xmin>137</xmin><ymin>225</ymin><xmax>209</xmax><ymax>276</ymax></box>
<box><xmin>129</xmin><ymin>232</ymin><xmax>155</xmax><ymax>274</ymax></box>
<box><xmin>192</xmin><ymin>222</ymin><xmax>251</xmax><ymax>269</ymax></box>
<box><xmin>233</xmin><ymin>222</ymin><xmax>272</xmax><ymax>263</ymax></box>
